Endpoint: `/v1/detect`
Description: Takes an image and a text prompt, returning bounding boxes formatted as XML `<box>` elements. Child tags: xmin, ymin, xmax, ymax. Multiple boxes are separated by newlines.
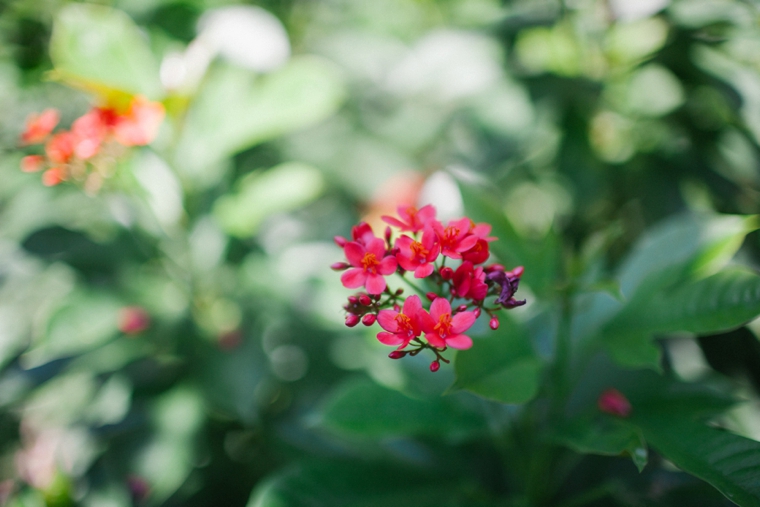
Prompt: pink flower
<box><xmin>71</xmin><ymin>109</ymin><xmax>109</xmax><ymax>159</ymax></box>
<box><xmin>119</xmin><ymin>306</ymin><xmax>150</xmax><ymax>335</ymax></box>
<box><xmin>45</xmin><ymin>132</ymin><xmax>76</xmax><ymax>164</ymax></box>
<box><xmin>334</xmin><ymin>222</ymin><xmax>377</xmax><ymax>248</ymax></box>
<box><xmin>20</xmin><ymin>155</ymin><xmax>45</xmax><ymax>173</ymax></box>
<box><xmin>452</xmin><ymin>261</ymin><xmax>488</xmax><ymax>301</ymax></box>
<box><xmin>598</xmin><ymin>388</ymin><xmax>632</xmax><ymax>417</ymax></box>
<box><xmin>461</xmin><ymin>221</ymin><xmax>495</xmax><ymax>264</ymax></box>
<box><xmin>394</xmin><ymin>227</ymin><xmax>440</xmax><ymax>278</ymax></box>
<box><xmin>376</xmin><ymin>295</ymin><xmax>424</xmax><ymax>348</ymax></box>
<box><xmin>382</xmin><ymin>204</ymin><xmax>436</xmax><ymax>233</ymax></box>
<box><xmin>20</xmin><ymin>109</ymin><xmax>59</xmax><ymax>145</ymax></box>
<box><xmin>340</xmin><ymin>237</ymin><xmax>398</xmax><ymax>294</ymax></box>
<box><xmin>419</xmin><ymin>297</ymin><xmax>477</xmax><ymax>349</ymax></box>
<box><xmin>112</xmin><ymin>96</ymin><xmax>165</xmax><ymax>146</ymax></box>
<box><xmin>432</xmin><ymin>218</ymin><xmax>479</xmax><ymax>259</ymax></box>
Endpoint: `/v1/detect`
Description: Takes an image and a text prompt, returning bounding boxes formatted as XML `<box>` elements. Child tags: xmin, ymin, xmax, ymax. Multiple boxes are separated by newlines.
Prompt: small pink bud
<box><xmin>395</xmin><ymin>288</ymin><xmax>404</xmax><ymax>295</ymax></box>
<box><xmin>362</xmin><ymin>314</ymin><xmax>377</xmax><ymax>326</ymax></box>
<box><xmin>456</xmin><ymin>304</ymin><xmax>468</xmax><ymax>313</ymax></box>
<box><xmin>509</xmin><ymin>266</ymin><xmax>525</xmax><ymax>278</ymax></box>
<box><xmin>440</xmin><ymin>267</ymin><xmax>454</xmax><ymax>280</ymax></box>
<box><xmin>388</xmin><ymin>350</ymin><xmax>406</xmax><ymax>359</ymax></box>
<box><xmin>119</xmin><ymin>306</ymin><xmax>150</xmax><ymax>335</ymax></box>
<box><xmin>331</xmin><ymin>262</ymin><xmax>349</xmax><ymax>271</ymax></box>
<box><xmin>598</xmin><ymin>388</ymin><xmax>632</xmax><ymax>417</ymax></box>
<box><xmin>334</xmin><ymin>236</ymin><xmax>348</xmax><ymax>247</ymax></box>
<box><xmin>426</xmin><ymin>292</ymin><xmax>438</xmax><ymax>302</ymax></box>
<box><xmin>384</xmin><ymin>226</ymin><xmax>392</xmax><ymax>244</ymax></box>
<box><xmin>358</xmin><ymin>294</ymin><xmax>372</xmax><ymax>306</ymax></box>
<box><xmin>430</xmin><ymin>360</ymin><xmax>440</xmax><ymax>372</ymax></box>
<box><xmin>474</xmin><ymin>307</ymin><xmax>481</xmax><ymax>317</ymax></box>
<box><xmin>345</xmin><ymin>314</ymin><xmax>360</xmax><ymax>327</ymax></box>
<box><xmin>485</xmin><ymin>264</ymin><xmax>505</xmax><ymax>273</ymax></box>
<box><xmin>393</xmin><ymin>304</ymin><xmax>400</xmax><ymax>312</ymax></box>
<box><xmin>489</xmin><ymin>316</ymin><xmax>499</xmax><ymax>330</ymax></box>
<box><xmin>348</xmin><ymin>295</ymin><xmax>358</xmax><ymax>304</ymax></box>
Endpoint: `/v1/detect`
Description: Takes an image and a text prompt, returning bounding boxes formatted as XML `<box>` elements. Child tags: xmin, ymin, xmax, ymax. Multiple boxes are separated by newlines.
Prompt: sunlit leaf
<box><xmin>50</xmin><ymin>4</ymin><xmax>163</xmax><ymax>99</ymax></box>
<box><xmin>453</xmin><ymin>317</ymin><xmax>542</xmax><ymax>404</ymax></box>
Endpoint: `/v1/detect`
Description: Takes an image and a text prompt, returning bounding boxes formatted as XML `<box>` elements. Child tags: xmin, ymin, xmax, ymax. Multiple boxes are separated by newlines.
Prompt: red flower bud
<box><xmin>393</xmin><ymin>304</ymin><xmax>400</xmax><ymax>312</ymax></box>
<box><xmin>395</xmin><ymin>288</ymin><xmax>404</xmax><ymax>295</ymax></box>
<box><xmin>345</xmin><ymin>314</ymin><xmax>360</xmax><ymax>327</ymax></box>
<box><xmin>426</xmin><ymin>292</ymin><xmax>438</xmax><ymax>302</ymax></box>
<box><xmin>384</xmin><ymin>226</ymin><xmax>392</xmax><ymax>245</ymax></box>
<box><xmin>362</xmin><ymin>314</ymin><xmax>377</xmax><ymax>326</ymax></box>
<box><xmin>389</xmin><ymin>350</ymin><xmax>406</xmax><ymax>359</ymax></box>
<box><xmin>358</xmin><ymin>294</ymin><xmax>372</xmax><ymax>306</ymax></box>
<box><xmin>484</xmin><ymin>264</ymin><xmax>505</xmax><ymax>273</ymax></box>
<box><xmin>489</xmin><ymin>316</ymin><xmax>499</xmax><ymax>330</ymax></box>
<box><xmin>509</xmin><ymin>265</ymin><xmax>525</xmax><ymax>278</ymax></box>
<box><xmin>119</xmin><ymin>306</ymin><xmax>150</xmax><ymax>335</ymax></box>
<box><xmin>456</xmin><ymin>304</ymin><xmax>468</xmax><ymax>313</ymax></box>
<box><xmin>331</xmin><ymin>262</ymin><xmax>349</xmax><ymax>271</ymax></box>
<box><xmin>430</xmin><ymin>360</ymin><xmax>440</xmax><ymax>372</ymax></box>
<box><xmin>334</xmin><ymin>236</ymin><xmax>348</xmax><ymax>247</ymax></box>
<box><xmin>474</xmin><ymin>307</ymin><xmax>481</xmax><ymax>317</ymax></box>
<box><xmin>598</xmin><ymin>388</ymin><xmax>631</xmax><ymax>417</ymax></box>
<box><xmin>347</xmin><ymin>295</ymin><xmax>358</xmax><ymax>304</ymax></box>
<box><xmin>440</xmin><ymin>267</ymin><xmax>454</xmax><ymax>280</ymax></box>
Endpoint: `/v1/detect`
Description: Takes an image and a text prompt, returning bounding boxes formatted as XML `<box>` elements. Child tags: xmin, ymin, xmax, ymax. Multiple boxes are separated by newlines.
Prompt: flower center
<box><xmin>441</xmin><ymin>226</ymin><xmax>460</xmax><ymax>249</ymax></box>
<box><xmin>433</xmin><ymin>313</ymin><xmax>452</xmax><ymax>338</ymax></box>
<box><xmin>410</xmin><ymin>241</ymin><xmax>428</xmax><ymax>261</ymax></box>
<box><xmin>395</xmin><ymin>314</ymin><xmax>414</xmax><ymax>335</ymax></box>
<box><xmin>361</xmin><ymin>252</ymin><xmax>379</xmax><ymax>273</ymax></box>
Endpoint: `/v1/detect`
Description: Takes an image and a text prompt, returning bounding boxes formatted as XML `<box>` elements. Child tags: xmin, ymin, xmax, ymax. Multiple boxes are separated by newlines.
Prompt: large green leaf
<box><xmin>459</xmin><ymin>182</ymin><xmax>560</xmax><ymax>297</ymax></box>
<box><xmin>603</xmin><ymin>267</ymin><xmax>760</xmax><ymax>369</ymax></box>
<box><xmin>50</xmin><ymin>4</ymin><xmax>163</xmax><ymax>98</ymax></box>
<box><xmin>174</xmin><ymin>58</ymin><xmax>345</xmax><ymax>185</ymax></box>
<box><xmin>319</xmin><ymin>378</ymin><xmax>484</xmax><ymax>438</ymax></box>
<box><xmin>453</xmin><ymin>317</ymin><xmax>542</xmax><ymax>404</ymax></box>
<box><xmin>551</xmin><ymin>417</ymin><xmax>648</xmax><ymax>471</ymax></box>
<box><xmin>633</xmin><ymin>411</ymin><xmax>760</xmax><ymax>507</ymax></box>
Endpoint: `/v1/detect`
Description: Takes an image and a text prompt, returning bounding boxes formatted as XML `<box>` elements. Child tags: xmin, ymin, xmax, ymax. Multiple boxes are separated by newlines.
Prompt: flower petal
<box><xmin>445</xmin><ymin>334</ymin><xmax>473</xmax><ymax>350</ymax></box>
<box><xmin>366</xmin><ymin>238</ymin><xmax>386</xmax><ymax>258</ymax></box>
<box><xmin>341</xmin><ymin>268</ymin><xmax>366</xmax><ymax>289</ymax></box>
<box><xmin>377</xmin><ymin>332</ymin><xmax>404</xmax><ymax>346</ymax></box>
<box><xmin>429</xmin><ymin>297</ymin><xmax>451</xmax><ymax>320</ymax></box>
<box><xmin>344</xmin><ymin>242</ymin><xmax>365</xmax><ymax>267</ymax></box>
<box><xmin>403</xmin><ymin>295</ymin><xmax>423</xmax><ymax>317</ymax></box>
<box><xmin>414</xmin><ymin>263</ymin><xmax>434</xmax><ymax>278</ymax></box>
<box><xmin>365</xmin><ymin>273</ymin><xmax>386</xmax><ymax>294</ymax></box>
<box><xmin>378</xmin><ymin>255</ymin><xmax>398</xmax><ymax>275</ymax></box>
<box><xmin>382</xmin><ymin>216</ymin><xmax>406</xmax><ymax>229</ymax></box>
<box><xmin>425</xmin><ymin>332</ymin><xmax>446</xmax><ymax>348</ymax></box>
<box><xmin>451</xmin><ymin>311</ymin><xmax>477</xmax><ymax>334</ymax></box>
<box><xmin>377</xmin><ymin>310</ymin><xmax>400</xmax><ymax>332</ymax></box>
<box><xmin>456</xmin><ymin>235</ymin><xmax>479</xmax><ymax>252</ymax></box>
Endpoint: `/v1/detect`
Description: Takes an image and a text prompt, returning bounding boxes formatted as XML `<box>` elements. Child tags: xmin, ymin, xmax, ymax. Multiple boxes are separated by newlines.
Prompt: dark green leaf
<box><xmin>552</xmin><ymin>417</ymin><xmax>648</xmax><ymax>472</ymax></box>
<box><xmin>453</xmin><ymin>316</ymin><xmax>542</xmax><ymax>404</ymax></box>
<box><xmin>319</xmin><ymin>378</ymin><xmax>484</xmax><ymax>438</ymax></box>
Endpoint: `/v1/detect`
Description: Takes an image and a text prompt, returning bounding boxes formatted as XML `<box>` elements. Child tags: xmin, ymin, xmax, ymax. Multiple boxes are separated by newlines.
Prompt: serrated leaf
<box><xmin>175</xmin><ymin>58</ymin><xmax>345</xmax><ymax>184</ymax></box>
<box><xmin>453</xmin><ymin>317</ymin><xmax>542</xmax><ymax>404</ymax></box>
<box><xmin>319</xmin><ymin>379</ymin><xmax>484</xmax><ymax>438</ymax></box>
<box><xmin>50</xmin><ymin>4</ymin><xmax>163</xmax><ymax>99</ymax></box>
<box><xmin>633</xmin><ymin>411</ymin><xmax>760</xmax><ymax>507</ymax></box>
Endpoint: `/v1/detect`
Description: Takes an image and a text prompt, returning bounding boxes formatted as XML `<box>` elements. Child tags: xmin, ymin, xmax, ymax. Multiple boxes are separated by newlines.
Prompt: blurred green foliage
<box><xmin>1</xmin><ymin>0</ymin><xmax>760</xmax><ymax>506</ymax></box>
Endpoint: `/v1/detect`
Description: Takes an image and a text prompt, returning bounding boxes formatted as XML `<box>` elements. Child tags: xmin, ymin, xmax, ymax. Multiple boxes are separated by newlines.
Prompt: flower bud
<box><xmin>388</xmin><ymin>350</ymin><xmax>406</xmax><ymax>359</ymax></box>
<box><xmin>358</xmin><ymin>294</ymin><xmax>372</xmax><ymax>306</ymax></box>
<box><xmin>384</xmin><ymin>226</ymin><xmax>392</xmax><ymax>245</ymax></box>
<box><xmin>430</xmin><ymin>360</ymin><xmax>440</xmax><ymax>372</ymax></box>
<box><xmin>331</xmin><ymin>262</ymin><xmax>349</xmax><ymax>271</ymax></box>
<box><xmin>509</xmin><ymin>266</ymin><xmax>525</xmax><ymax>278</ymax></box>
<box><xmin>489</xmin><ymin>316</ymin><xmax>499</xmax><ymax>330</ymax></box>
<box><xmin>345</xmin><ymin>314</ymin><xmax>360</xmax><ymax>327</ymax></box>
<box><xmin>598</xmin><ymin>388</ymin><xmax>631</xmax><ymax>417</ymax></box>
<box><xmin>395</xmin><ymin>288</ymin><xmax>404</xmax><ymax>295</ymax></box>
<box><xmin>484</xmin><ymin>264</ymin><xmax>505</xmax><ymax>273</ymax></box>
<box><xmin>334</xmin><ymin>236</ymin><xmax>348</xmax><ymax>247</ymax></box>
<box><xmin>393</xmin><ymin>304</ymin><xmax>401</xmax><ymax>312</ymax></box>
<box><xmin>362</xmin><ymin>314</ymin><xmax>377</xmax><ymax>326</ymax></box>
<box><xmin>119</xmin><ymin>306</ymin><xmax>150</xmax><ymax>335</ymax></box>
<box><xmin>474</xmin><ymin>307</ymin><xmax>481</xmax><ymax>318</ymax></box>
<box><xmin>456</xmin><ymin>304</ymin><xmax>468</xmax><ymax>313</ymax></box>
<box><xmin>426</xmin><ymin>292</ymin><xmax>438</xmax><ymax>302</ymax></box>
<box><xmin>440</xmin><ymin>267</ymin><xmax>454</xmax><ymax>280</ymax></box>
<box><xmin>347</xmin><ymin>295</ymin><xmax>358</xmax><ymax>304</ymax></box>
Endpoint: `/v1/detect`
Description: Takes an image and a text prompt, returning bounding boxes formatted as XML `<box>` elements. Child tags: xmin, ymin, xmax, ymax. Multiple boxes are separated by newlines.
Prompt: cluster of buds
<box><xmin>19</xmin><ymin>95</ymin><xmax>164</xmax><ymax>192</ymax></box>
<box><xmin>332</xmin><ymin>204</ymin><xmax>526</xmax><ymax>371</ymax></box>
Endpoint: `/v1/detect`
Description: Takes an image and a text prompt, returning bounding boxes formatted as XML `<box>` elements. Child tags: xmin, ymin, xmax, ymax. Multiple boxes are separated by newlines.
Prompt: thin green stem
<box><xmin>398</xmin><ymin>274</ymin><xmax>428</xmax><ymax>298</ymax></box>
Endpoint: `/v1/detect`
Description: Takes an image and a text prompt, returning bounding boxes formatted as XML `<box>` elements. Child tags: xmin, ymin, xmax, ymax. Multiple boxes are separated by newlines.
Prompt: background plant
<box><xmin>1</xmin><ymin>0</ymin><xmax>760</xmax><ymax>506</ymax></box>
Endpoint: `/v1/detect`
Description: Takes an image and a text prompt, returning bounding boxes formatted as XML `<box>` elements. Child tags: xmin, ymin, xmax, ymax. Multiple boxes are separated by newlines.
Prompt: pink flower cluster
<box><xmin>332</xmin><ymin>204</ymin><xmax>526</xmax><ymax>371</ymax></box>
<box><xmin>19</xmin><ymin>96</ymin><xmax>164</xmax><ymax>192</ymax></box>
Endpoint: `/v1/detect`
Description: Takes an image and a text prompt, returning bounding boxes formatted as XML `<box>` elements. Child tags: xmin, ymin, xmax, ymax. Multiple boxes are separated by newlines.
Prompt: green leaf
<box><xmin>175</xmin><ymin>58</ymin><xmax>345</xmax><ymax>185</ymax></box>
<box><xmin>618</xmin><ymin>213</ymin><xmax>759</xmax><ymax>298</ymax></box>
<box><xmin>552</xmin><ymin>417</ymin><xmax>648</xmax><ymax>472</ymax></box>
<box><xmin>248</xmin><ymin>460</ymin><xmax>498</xmax><ymax>507</ymax></box>
<box><xmin>633</xmin><ymin>411</ymin><xmax>760</xmax><ymax>507</ymax></box>
<box><xmin>50</xmin><ymin>4</ymin><xmax>163</xmax><ymax>98</ymax></box>
<box><xmin>213</xmin><ymin>162</ymin><xmax>325</xmax><ymax>237</ymax></box>
<box><xmin>319</xmin><ymin>379</ymin><xmax>484</xmax><ymax>438</ymax></box>
<box><xmin>459</xmin><ymin>182</ymin><xmax>560</xmax><ymax>297</ymax></box>
<box><xmin>603</xmin><ymin>267</ymin><xmax>760</xmax><ymax>369</ymax></box>
<box><xmin>453</xmin><ymin>317</ymin><xmax>542</xmax><ymax>404</ymax></box>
